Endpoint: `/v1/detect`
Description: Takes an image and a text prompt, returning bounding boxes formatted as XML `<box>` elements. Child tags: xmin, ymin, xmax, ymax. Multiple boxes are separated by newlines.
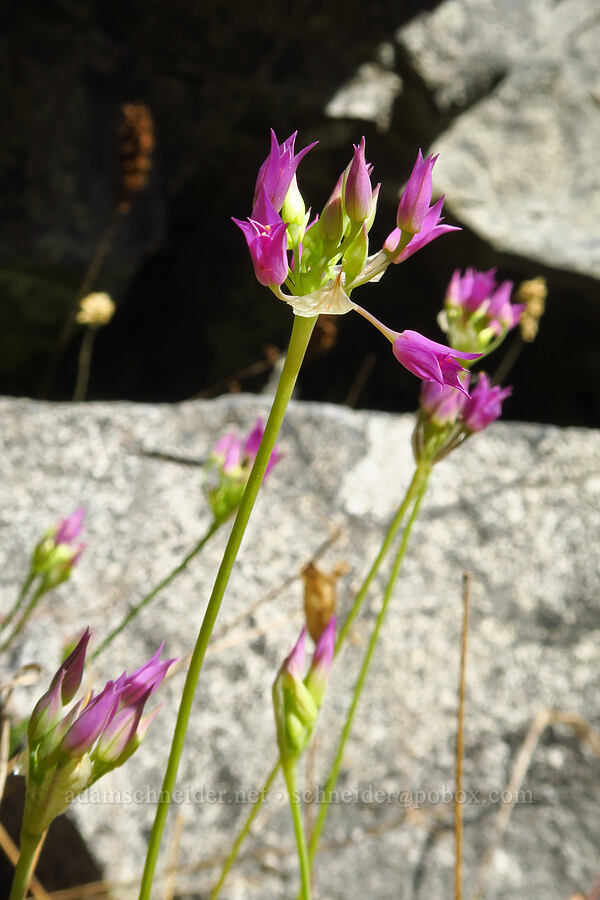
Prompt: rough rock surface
<box><xmin>396</xmin><ymin>0</ymin><xmax>600</xmax><ymax>278</ymax></box>
<box><xmin>1</xmin><ymin>394</ymin><xmax>599</xmax><ymax>898</ymax></box>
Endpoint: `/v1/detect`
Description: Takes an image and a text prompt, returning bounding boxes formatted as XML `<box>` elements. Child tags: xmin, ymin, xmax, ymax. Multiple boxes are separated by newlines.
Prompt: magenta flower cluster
<box><xmin>207</xmin><ymin>417</ymin><xmax>282</xmax><ymax>522</ymax></box>
<box><xmin>29</xmin><ymin>630</ymin><xmax>175</xmax><ymax>766</ymax></box>
<box><xmin>442</xmin><ymin>267</ymin><xmax>525</xmax><ymax>352</ymax></box>
<box><xmin>23</xmin><ymin>630</ymin><xmax>175</xmax><ymax>838</ymax></box>
<box><xmin>31</xmin><ymin>507</ymin><xmax>87</xmax><ymax>590</ymax></box>
<box><xmin>212</xmin><ymin>416</ymin><xmax>281</xmax><ymax>478</ymax></box>
<box><xmin>233</xmin><ymin>129</ymin><xmax>483</xmax><ymax>395</ymax></box>
<box><xmin>420</xmin><ymin>374</ymin><xmax>511</xmax><ymax>433</ymax></box>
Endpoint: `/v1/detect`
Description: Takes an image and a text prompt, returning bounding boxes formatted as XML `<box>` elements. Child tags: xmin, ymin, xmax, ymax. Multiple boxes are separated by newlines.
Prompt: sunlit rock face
<box><xmin>1</xmin><ymin>394</ymin><xmax>599</xmax><ymax>897</ymax></box>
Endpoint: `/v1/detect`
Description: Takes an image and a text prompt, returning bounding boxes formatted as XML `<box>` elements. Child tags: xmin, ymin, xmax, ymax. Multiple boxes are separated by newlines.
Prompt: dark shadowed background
<box><xmin>1</xmin><ymin>0</ymin><xmax>598</xmax><ymax>425</ymax></box>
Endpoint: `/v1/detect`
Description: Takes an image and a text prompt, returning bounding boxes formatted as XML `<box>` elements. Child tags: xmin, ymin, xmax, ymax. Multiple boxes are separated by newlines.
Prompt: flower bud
<box><xmin>304</xmin><ymin>616</ymin><xmax>336</xmax><ymax>707</ymax></box>
<box><xmin>342</xmin><ymin>224</ymin><xmax>368</xmax><ymax>285</ymax></box>
<box><xmin>52</xmin><ymin>628</ymin><xmax>91</xmax><ymax>705</ymax></box>
<box><xmin>320</xmin><ymin>174</ymin><xmax>345</xmax><ymax>244</ymax></box>
<box><xmin>420</xmin><ymin>379</ymin><xmax>468</xmax><ymax>428</ymax></box>
<box><xmin>273</xmin><ymin>628</ymin><xmax>318</xmax><ymax>762</ymax></box>
<box><xmin>364</xmin><ymin>182</ymin><xmax>381</xmax><ymax>233</ymax></box>
<box><xmin>343</xmin><ymin>137</ymin><xmax>373</xmax><ymax>223</ymax></box>
<box><xmin>281</xmin><ymin>175</ymin><xmax>306</xmax><ymax>227</ymax></box>
<box><xmin>92</xmin><ymin>690</ymin><xmax>149</xmax><ymax>765</ymax></box>
<box><xmin>396</xmin><ymin>150</ymin><xmax>438</xmax><ymax>235</ymax></box>
<box><xmin>28</xmin><ymin>671</ymin><xmax>66</xmax><ymax>744</ymax></box>
<box><xmin>463</xmin><ymin>374</ymin><xmax>512</xmax><ymax>432</ymax></box>
<box><xmin>61</xmin><ymin>681</ymin><xmax>121</xmax><ymax>758</ymax></box>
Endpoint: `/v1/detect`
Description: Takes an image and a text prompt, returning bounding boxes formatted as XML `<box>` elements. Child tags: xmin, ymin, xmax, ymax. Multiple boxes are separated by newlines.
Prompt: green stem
<box><xmin>0</xmin><ymin>584</ymin><xmax>46</xmax><ymax>653</ymax></box>
<box><xmin>73</xmin><ymin>326</ymin><xmax>97</xmax><ymax>402</ymax></box>
<box><xmin>283</xmin><ymin>761</ymin><xmax>312</xmax><ymax>900</ymax></box>
<box><xmin>0</xmin><ymin>571</ymin><xmax>36</xmax><ymax>636</ymax></box>
<box><xmin>9</xmin><ymin>830</ymin><xmax>43</xmax><ymax>900</ymax></box>
<box><xmin>307</xmin><ymin>464</ymin><xmax>431</xmax><ymax>870</ymax></box>
<box><xmin>209</xmin><ymin>761</ymin><xmax>280</xmax><ymax>900</ymax></box>
<box><xmin>208</xmin><ymin>463</ymin><xmax>425</xmax><ymax>897</ymax></box>
<box><xmin>335</xmin><ymin>465</ymin><xmax>425</xmax><ymax>653</ymax></box>
<box><xmin>91</xmin><ymin>519</ymin><xmax>222</xmax><ymax>660</ymax></box>
<box><xmin>138</xmin><ymin>313</ymin><xmax>317</xmax><ymax>900</ymax></box>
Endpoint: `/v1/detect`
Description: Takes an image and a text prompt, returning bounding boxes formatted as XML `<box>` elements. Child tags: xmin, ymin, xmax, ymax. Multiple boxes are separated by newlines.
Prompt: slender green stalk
<box><xmin>307</xmin><ymin>464</ymin><xmax>431</xmax><ymax>870</ymax></box>
<box><xmin>138</xmin><ymin>313</ymin><xmax>317</xmax><ymax>900</ymax></box>
<box><xmin>209</xmin><ymin>761</ymin><xmax>279</xmax><ymax>900</ymax></box>
<box><xmin>209</xmin><ymin>463</ymin><xmax>425</xmax><ymax>898</ymax></box>
<box><xmin>73</xmin><ymin>326</ymin><xmax>97</xmax><ymax>402</ymax></box>
<box><xmin>283</xmin><ymin>761</ymin><xmax>311</xmax><ymax>900</ymax></box>
<box><xmin>335</xmin><ymin>465</ymin><xmax>425</xmax><ymax>653</ymax></box>
<box><xmin>8</xmin><ymin>830</ymin><xmax>43</xmax><ymax>900</ymax></box>
<box><xmin>0</xmin><ymin>571</ymin><xmax>36</xmax><ymax>636</ymax></box>
<box><xmin>0</xmin><ymin>584</ymin><xmax>46</xmax><ymax>653</ymax></box>
<box><xmin>92</xmin><ymin>519</ymin><xmax>222</xmax><ymax>660</ymax></box>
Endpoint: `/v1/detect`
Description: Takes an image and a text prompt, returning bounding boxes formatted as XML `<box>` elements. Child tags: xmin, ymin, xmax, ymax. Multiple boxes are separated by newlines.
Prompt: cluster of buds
<box><xmin>439</xmin><ymin>268</ymin><xmax>525</xmax><ymax>353</ymax></box>
<box><xmin>31</xmin><ymin>508</ymin><xmax>86</xmax><ymax>592</ymax></box>
<box><xmin>23</xmin><ymin>629</ymin><xmax>174</xmax><ymax>838</ymax></box>
<box><xmin>205</xmin><ymin>417</ymin><xmax>281</xmax><ymax>522</ymax></box>
<box><xmin>272</xmin><ymin>619</ymin><xmax>335</xmax><ymax>764</ymax></box>
<box><xmin>413</xmin><ymin>373</ymin><xmax>512</xmax><ymax>463</ymax></box>
<box><xmin>234</xmin><ymin>130</ymin><xmax>484</xmax><ymax>394</ymax></box>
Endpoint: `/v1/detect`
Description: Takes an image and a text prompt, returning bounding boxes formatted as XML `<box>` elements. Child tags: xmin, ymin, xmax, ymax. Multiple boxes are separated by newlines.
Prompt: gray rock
<box><xmin>325</xmin><ymin>48</ymin><xmax>403</xmax><ymax>133</ymax></box>
<box><xmin>397</xmin><ymin>0</ymin><xmax>600</xmax><ymax>278</ymax></box>
<box><xmin>1</xmin><ymin>395</ymin><xmax>599</xmax><ymax>898</ymax></box>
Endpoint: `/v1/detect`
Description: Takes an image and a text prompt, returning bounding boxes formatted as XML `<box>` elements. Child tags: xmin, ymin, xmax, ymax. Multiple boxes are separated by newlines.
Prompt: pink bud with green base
<box><xmin>60</xmin><ymin>681</ymin><xmax>121</xmax><ymax>757</ymax></box>
<box><xmin>52</xmin><ymin>628</ymin><xmax>91</xmax><ymax>704</ymax></box>
<box><xmin>28</xmin><ymin>671</ymin><xmax>66</xmax><ymax>744</ymax></box>
<box><xmin>253</xmin><ymin>129</ymin><xmax>317</xmax><ymax>212</ymax></box>
<box><xmin>463</xmin><ymin>374</ymin><xmax>512</xmax><ymax>432</ymax></box>
<box><xmin>396</xmin><ymin>150</ymin><xmax>438</xmax><ymax>235</ymax></box>
<box><xmin>343</xmin><ymin>137</ymin><xmax>373</xmax><ymax>224</ymax></box>
<box><xmin>304</xmin><ymin>616</ymin><xmax>336</xmax><ymax>706</ymax></box>
<box><xmin>55</xmin><ymin>508</ymin><xmax>85</xmax><ymax>546</ymax></box>
<box><xmin>420</xmin><ymin>379</ymin><xmax>469</xmax><ymax>427</ymax></box>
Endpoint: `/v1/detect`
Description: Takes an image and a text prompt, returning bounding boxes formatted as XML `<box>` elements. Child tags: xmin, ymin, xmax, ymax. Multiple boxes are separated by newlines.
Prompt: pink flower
<box><xmin>304</xmin><ymin>616</ymin><xmax>336</xmax><ymax>706</ymax></box>
<box><xmin>253</xmin><ymin>129</ymin><xmax>317</xmax><ymax>212</ymax></box>
<box><xmin>463</xmin><ymin>373</ymin><xmax>512</xmax><ymax>432</ymax></box>
<box><xmin>486</xmin><ymin>281</ymin><xmax>524</xmax><ymax>335</ymax></box>
<box><xmin>445</xmin><ymin>268</ymin><xmax>524</xmax><ymax>336</ymax></box>
<box><xmin>61</xmin><ymin>680</ymin><xmax>122</xmax><ymax>757</ymax></box>
<box><xmin>233</xmin><ymin>189</ymin><xmax>290</xmax><ymax>287</ymax></box>
<box><xmin>242</xmin><ymin>416</ymin><xmax>282</xmax><ymax>476</ymax></box>
<box><xmin>396</xmin><ymin>149</ymin><xmax>438</xmax><ymax>235</ymax></box>
<box><xmin>55</xmin><ymin>508</ymin><xmax>85</xmax><ymax>546</ymax></box>
<box><xmin>420</xmin><ymin>379</ymin><xmax>468</xmax><ymax>426</ymax></box>
<box><xmin>213</xmin><ymin>431</ymin><xmax>243</xmax><ymax>473</ymax></box>
<box><xmin>51</xmin><ymin>628</ymin><xmax>91</xmax><ymax>704</ymax></box>
<box><xmin>343</xmin><ymin>136</ymin><xmax>373</xmax><ymax>223</ymax></box>
<box><xmin>282</xmin><ymin>626</ymin><xmax>307</xmax><ymax>681</ymax></box>
<box><xmin>446</xmin><ymin>268</ymin><xmax>498</xmax><ymax>313</ymax></box>
<box><xmin>393</xmin><ymin>331</ymin><xmax>480</xmax><ymax>393</ymax></box>
<box><xmin>385</xmin><ymin>197</ymin><xmax>460</xmax><ymax>262</ymax></box>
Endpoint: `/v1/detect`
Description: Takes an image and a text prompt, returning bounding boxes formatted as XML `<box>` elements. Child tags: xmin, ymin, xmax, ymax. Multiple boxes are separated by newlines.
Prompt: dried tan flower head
<box><xmin>302</xmin><ymin>561</ymin><xmax>348</xmax><ymax>641</ymax></box>
<box><xmin>515</xmin><ymin>276</ymin><xmax>547</xmax><ymax>342</ymax></box>
<box><xmin>76</xmin><ymin>293</ymin><xmax>115</xmax><ymax>328</ymax></box>
<box><xmin>118</xmin><ymin>102</ymin><xmax>155</xmax><ymax>213</ymax></box>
